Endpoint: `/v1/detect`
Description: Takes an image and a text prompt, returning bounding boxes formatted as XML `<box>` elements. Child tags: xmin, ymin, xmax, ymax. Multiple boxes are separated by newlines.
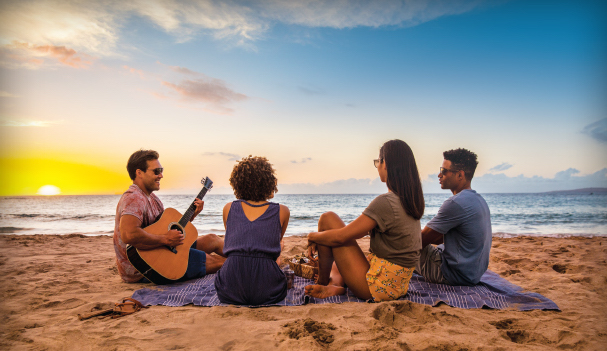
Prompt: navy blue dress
<box><xmin>214</xmin><ymin>200</ymin><xmax>287</xmax><ymax>305</ymax></box>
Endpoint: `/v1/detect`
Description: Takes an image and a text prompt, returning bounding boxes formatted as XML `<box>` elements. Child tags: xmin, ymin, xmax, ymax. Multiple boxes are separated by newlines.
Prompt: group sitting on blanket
<box><xmin>113</xmin><ymin>140</ymin><xmax>492</xmax><ymax>305</ymax></box>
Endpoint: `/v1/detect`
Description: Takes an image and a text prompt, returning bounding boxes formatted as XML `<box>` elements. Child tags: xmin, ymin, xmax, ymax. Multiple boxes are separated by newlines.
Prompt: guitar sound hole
<box><xmin>170</xmin><ymin>224</ymin><xmax>183</xmax><ymax>234</ymax></box>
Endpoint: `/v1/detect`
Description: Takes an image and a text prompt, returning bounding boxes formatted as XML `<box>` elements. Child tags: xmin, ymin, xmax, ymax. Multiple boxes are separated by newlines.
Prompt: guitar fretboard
<box><xmin>178</xmin><ymin>187</ymin><xmax>210</xmax><ymax>228</ymax></box>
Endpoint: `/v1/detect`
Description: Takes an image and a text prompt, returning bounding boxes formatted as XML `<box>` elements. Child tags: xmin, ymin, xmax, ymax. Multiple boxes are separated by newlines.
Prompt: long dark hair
<box><xmin>379</xmin><ymin>140</ymin><xmax>425</xmax><ymax>220</ymax></box>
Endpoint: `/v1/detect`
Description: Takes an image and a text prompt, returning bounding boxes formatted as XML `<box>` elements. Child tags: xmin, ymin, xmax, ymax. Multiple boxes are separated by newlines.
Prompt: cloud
<box><xmin>1</xmin><ymin>120</ymin><xmax>63</xmax><ymax>127</ymax></box>
<box><xmin>0</xmin><ymin>0</ymin><xmax>120</xmax><ymax>54</ymax></box>
<box><xmin>124</xmin><ymin>62</ymin><xmax>248</xmax><ymax>114</ymax></box>
<box><xmin>0</xmin><ymin>0</ymin><xmax>486</xmax><ymax>55</ymax></box>
<box><xmin>553</xmin><ymin>168</ymin><xmax>581</xmax><ymax>180</ymax></box>
<box><xmin>582</xmin><ymin>118</ymin><xmax>607</xmax><ymax>144</ymax></box>
<box><xmin>291</xmin><ymin>157</ymin><xmax>312</xmax><ymax>164</ymax></box>
<box><xmin>422</xmin><ymin>168</ymin><xmax>607</xmax><ymax>193</ymax></box>
<box><xmin>263</xmin><ymin>0</ymin><xmax>484</xmax><ymax>30</ymax></box>
<box><xmin>123</xmin><ymin>65</ymin><xmax>146</xmax><ymax>79</ymax></box>
<box><xmin>0</xmin><ymin>91</ymin><xmax>19</xmax><ymax>98</ymax></box>
<box><xmin>2</xmin><ymin>41</ymin><xmax>93</xmax><ymax>69</ymax></box>
<box><xmin>168</xmin><ymin>65</ymin><xmax>200</xmax><ymax>76</ymax></box>
<box><xmin>161</xmin><ymin>77</ymin><xmax>248</xmax><ymax>113</ymax></box>
<box><xmin>488</xmin><ymin>162</ymin><xmax>513</xmax><ymax>173</ymax></box>
<box><xmin>203</xmin><ymin>152</ymin><xmax>241</xmax><ymax>161</ymax></box>
<box><xmin>298</xmin><ymin>86</ymin><xmax>324</xmax><ymax>96</ymax></box>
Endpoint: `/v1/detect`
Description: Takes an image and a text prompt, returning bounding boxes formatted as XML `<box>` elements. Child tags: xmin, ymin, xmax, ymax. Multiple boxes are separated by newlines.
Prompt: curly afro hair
<box><xmin>229</xmin><ymin>156</ymin><xmax>278</xmax><ymax>201</ymax></box>
<box><xmin>443</xmin><ymin>148</ymin><xmax>479</xmax><ymax>181</ymax></box>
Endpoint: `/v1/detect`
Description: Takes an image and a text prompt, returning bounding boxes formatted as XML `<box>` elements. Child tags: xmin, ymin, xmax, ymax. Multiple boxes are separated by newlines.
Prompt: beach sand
<box><xmin>1</xmin><ymin>234</ymin><xmax>606</xmax><ymax>350</ymax></box>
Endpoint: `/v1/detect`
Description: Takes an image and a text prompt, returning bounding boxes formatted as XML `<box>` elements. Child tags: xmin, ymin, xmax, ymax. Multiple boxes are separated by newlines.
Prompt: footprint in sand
<box><xmin>372</xmin><ymin>301</ymin><xmax>436</xmax><ymax>328</ymax></box>
<box><xmin>500</xmin><ymin>269</ymin><xmax>521</xmax><ymax>276</ymax></box>
<box><xmin>282</xmin><ymin>318</ymin><xmax>336</xmax><ymax>344</ymax></box>
<box><xmin>489</xmin><ymin>318</ymin><xmax>544</xmax><ymax>345</ymax></box>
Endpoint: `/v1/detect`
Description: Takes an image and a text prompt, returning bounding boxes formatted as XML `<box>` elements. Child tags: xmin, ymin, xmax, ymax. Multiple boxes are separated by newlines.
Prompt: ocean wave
<box><xmin>291</xmin><ymin>215</ymin><xmax>318</xmax><ymax>220</ymax></box>
<box><xmin>3</xmin><ymin>213</ymin><xmax>115</xmax><ymax>221</ymax></box>
<box><xmin>0</xmin><ymin>227</ymin><xmax>30</xmax><ymax>233</ymax></box>
<box><xmin>492</xmin><ymin>232</ymin><xmax>602</xmax><ymax>238</ymax></box>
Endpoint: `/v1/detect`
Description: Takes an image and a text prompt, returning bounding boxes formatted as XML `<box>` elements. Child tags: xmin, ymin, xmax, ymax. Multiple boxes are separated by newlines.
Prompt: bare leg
<box><xmin>330</xmin><ymin>239</ymin><xmax>371</xmax><ymax>300</ymax></box>
<box><xmin>194</xmin><ymin>234</ymin><xmax>226</xmax><ymax>274</ymax></box>
<box><xmin>305</xmin><ymin>212</ymin><xmax>372</xmax><ymax>300</ymax></box>
<box><xmin>316</xmin><ymin>244</ymin><xmax>334</xmax><ymax>285</ymax></box>
<box><xmin>195</xmin><ymin>234</ymin><xmax>225</xmax><ymax>257</ymax></box>
<box><xmin>316</xmin><ymin>211</ymin><xmax>344</xmax><ymax>285</ymax></box>
<box><xmin>205</xmin><ymin>254</ymin><xmax>226</xmax><ymax>274</ymax></box>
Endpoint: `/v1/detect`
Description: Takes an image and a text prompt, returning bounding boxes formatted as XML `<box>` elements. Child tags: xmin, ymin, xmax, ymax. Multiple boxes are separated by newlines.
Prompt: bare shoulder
<box><xmin>279</xmin><ymin>204</ymin><xmax>290</xmax><ymax>219</ymax></box>
<box><xmin>223</xmin><ymin>202</ymin><xmax>233</xmax><ymax>212</ymax></box>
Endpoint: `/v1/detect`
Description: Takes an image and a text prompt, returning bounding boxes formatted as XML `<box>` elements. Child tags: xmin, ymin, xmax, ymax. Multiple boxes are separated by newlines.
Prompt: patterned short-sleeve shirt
<box><xmin>113</xmin><ymin>184</ymin><xmax>164</xmax><ymax>283</ymax></box>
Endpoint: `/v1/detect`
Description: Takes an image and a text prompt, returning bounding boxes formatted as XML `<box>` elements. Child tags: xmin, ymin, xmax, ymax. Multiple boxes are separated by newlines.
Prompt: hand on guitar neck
<box><xmin>189</xmin><ymin>198</ymin><xmax>204</xmax><ymax>222</ymax></box>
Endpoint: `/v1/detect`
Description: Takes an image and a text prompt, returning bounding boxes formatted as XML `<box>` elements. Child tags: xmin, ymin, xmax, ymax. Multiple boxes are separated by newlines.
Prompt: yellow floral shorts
<box><xmin>365</xmin><ymin>253</ymin><xmax>415</xmax><ymax>302</ymax></box>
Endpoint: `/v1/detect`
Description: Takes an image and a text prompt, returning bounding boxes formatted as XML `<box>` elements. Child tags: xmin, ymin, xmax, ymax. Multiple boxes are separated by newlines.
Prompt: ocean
<box><xmin>0</xmin><ymin>193</ymin><xmax>605</xmax><ymax>237</ymax></box>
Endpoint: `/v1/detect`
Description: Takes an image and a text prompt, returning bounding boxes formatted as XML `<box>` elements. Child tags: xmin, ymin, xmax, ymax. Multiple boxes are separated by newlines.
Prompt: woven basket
<box><xmin>288</xmin><ymin>261</ymin><xmax>318</xmax><ymax>280</ymax></box>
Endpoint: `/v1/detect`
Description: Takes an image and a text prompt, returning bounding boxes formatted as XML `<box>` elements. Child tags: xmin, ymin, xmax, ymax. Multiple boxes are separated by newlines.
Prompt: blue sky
<box><xmin>0</xmin><ymin>0</ymin><xmax>605</xmax><ymax>195</ymax></box>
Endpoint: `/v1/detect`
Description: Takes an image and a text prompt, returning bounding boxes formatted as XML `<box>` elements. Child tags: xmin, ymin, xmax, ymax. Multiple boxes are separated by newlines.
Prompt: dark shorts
<box><xmin>416</xmin><ymin>244</ymin><xmax>449</xmax><ymax>285</ymax></box>
<box><xmin>181</xmin><ymin>245</ymin><xmax>207</xmax><ymax>281</ymax></box>
<box><xmin>138</xmin><ymin>241</ymin><xmax>206</xmax><ymax>283</ymax></box>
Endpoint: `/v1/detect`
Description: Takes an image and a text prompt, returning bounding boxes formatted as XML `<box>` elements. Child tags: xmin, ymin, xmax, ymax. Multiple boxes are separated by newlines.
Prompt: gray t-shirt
<box><xmin>427</xmin><ymin>189</ymin><xmax>492</xmax><ymax>285</ymax></box>
<box><xmin>362</xmin><ymin>192</ymin><xmax>421</xmax><ymax>268</ymax></box>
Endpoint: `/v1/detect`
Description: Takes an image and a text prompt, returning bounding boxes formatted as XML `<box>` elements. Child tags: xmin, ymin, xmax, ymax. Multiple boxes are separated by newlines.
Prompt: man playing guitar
<box><xmin>113</xmin><ymin>149</ymin><xmax>225</xmax><ymax>283</ymax></box>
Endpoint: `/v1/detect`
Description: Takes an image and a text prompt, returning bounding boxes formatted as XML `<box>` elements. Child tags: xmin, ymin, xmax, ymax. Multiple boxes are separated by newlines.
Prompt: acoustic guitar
<box><xmin>127</xmin><ymin>177</ymin><xmax>213</xmax><ymax>285</ymax></box>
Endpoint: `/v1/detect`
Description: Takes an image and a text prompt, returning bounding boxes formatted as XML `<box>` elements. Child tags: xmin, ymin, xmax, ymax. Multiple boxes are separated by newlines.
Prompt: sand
<box><xmin>1</xmin><ymin>234</ymin><xmax>606</xmax><ymax>351</ymax></box>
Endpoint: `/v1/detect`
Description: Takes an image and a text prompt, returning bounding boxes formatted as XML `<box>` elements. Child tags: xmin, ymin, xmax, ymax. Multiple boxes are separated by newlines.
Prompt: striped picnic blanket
<box><xmin>132</xmin><ymin>270</ymin><xmax>559</xmax><ymax>311</ymax></box>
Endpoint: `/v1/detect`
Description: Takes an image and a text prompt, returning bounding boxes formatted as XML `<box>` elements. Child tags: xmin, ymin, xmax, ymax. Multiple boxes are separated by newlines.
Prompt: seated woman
<box><xmin>305</xmin><ymin>139</ymin><xmax>424</xmax><ymax>302</ymax></box>
<box><xmin>214</xmin><ymin>156</ymin><xmax>290</xmax><ymax>305</ymax></box>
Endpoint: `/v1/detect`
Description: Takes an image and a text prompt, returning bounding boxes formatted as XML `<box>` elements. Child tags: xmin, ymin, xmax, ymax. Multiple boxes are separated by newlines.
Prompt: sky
<box><xmin>0</xmin><ymin>0</ymin><xmax>605</xmax><ymax>196</ymax></box>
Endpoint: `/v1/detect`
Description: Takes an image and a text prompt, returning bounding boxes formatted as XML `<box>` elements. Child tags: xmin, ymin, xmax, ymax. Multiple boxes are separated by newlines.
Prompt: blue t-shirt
<box><xmin>427</xmin><ymin>189</ymin><xmax>492</xmax><ymax>285</ymax></box>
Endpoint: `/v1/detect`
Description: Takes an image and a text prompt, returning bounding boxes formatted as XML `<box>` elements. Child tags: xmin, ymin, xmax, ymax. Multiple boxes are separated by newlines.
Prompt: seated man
<box><xmin>113</xmin><ymin>149</ymin><xmax>225</xmax><ymax>283</ymax></box>
<box><xmin>417</xmin><ymin>148</ymin><xmax>492</xmax><ymax>286</ymax></box>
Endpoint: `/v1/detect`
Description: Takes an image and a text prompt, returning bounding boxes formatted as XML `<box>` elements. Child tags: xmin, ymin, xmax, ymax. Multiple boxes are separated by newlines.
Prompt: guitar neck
<box><xmin>178</xmin><ymin>186</ymin><xmax>210</xmax><ymax>228</ymax></box>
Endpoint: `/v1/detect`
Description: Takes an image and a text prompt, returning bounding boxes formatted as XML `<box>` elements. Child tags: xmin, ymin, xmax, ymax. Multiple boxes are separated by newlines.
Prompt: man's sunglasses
<box><xmin>373</xmin><ymin>159</ymin><xmax>383</xmax><ymax>168</ymax></box>
<box><xmin>439</xmin><ymin>167</ymin><xmax>459</xmax><ymax>175</ymax></box>
<box><xmin>147</xmin><ymin>167</ymin><xmax>164</xmax><ymax>175</ymax></box>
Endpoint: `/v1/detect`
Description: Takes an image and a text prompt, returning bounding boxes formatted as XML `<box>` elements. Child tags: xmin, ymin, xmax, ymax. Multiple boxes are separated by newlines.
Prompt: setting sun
<box><xmin>0</xmin><ymin>157</ymin><xmax>129</xmax><ymax>196</ymax></box>
<box><xmin>37</xmin><ymin>185</ymin><xmax>61</xmax><ymax>196</ymax></box>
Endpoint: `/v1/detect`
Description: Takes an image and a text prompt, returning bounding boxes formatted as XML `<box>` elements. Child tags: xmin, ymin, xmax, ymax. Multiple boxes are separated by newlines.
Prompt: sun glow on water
<box><xmin>37</xmin><ymin>185</ymin><xmax>61</xmax><ymax>196</ymax></box>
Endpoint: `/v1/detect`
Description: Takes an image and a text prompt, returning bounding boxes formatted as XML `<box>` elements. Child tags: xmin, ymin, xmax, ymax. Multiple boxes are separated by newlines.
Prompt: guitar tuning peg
<box><xmin>201</xmin><ymin>177</ymin><xmax>206</xmax><ymax>185</ymax></box>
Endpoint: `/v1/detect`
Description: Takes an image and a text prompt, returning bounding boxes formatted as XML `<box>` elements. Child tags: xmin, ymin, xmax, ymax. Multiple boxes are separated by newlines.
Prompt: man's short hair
<box><xmin>443</xmin><ymin>148</ymin><xmax>478</xmax><ymax>181</ymax></box>
<box><xmin>127</xmin><ymin>149</ymin><xmax>159</xmax><ymax>180</ymax></box>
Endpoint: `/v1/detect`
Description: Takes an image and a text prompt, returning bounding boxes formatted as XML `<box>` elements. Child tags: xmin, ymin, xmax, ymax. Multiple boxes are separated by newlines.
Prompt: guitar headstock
<box><xmin>201</xmin><ymin>177</ymin><xmax>213</xmax><ymax>190</ymax></box>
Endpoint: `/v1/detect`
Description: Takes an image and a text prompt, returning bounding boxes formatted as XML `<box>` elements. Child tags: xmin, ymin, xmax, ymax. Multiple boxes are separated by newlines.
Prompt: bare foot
<box><xmin>304</xmin><ymin>284</ymin><xmax>346</xmax><ymax>299</ymax></box>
